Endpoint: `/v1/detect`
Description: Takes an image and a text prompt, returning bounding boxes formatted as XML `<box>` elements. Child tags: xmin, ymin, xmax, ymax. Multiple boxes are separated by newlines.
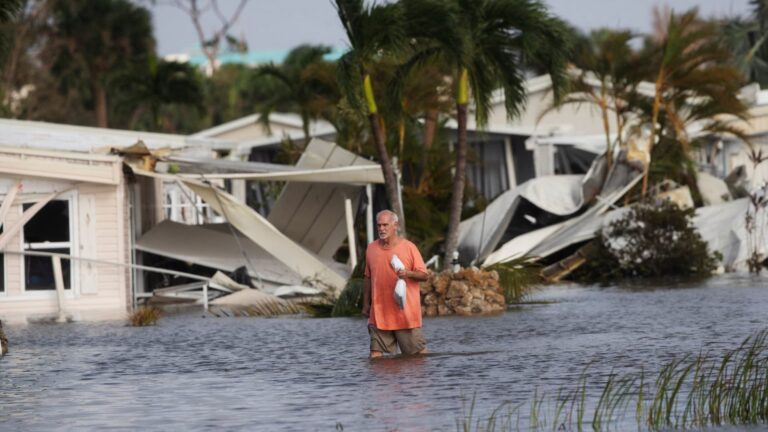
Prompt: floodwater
<box><xmin>1</xmin><ymin>274</ymin><xmax>767</xmax><ymax>431</ymax></box>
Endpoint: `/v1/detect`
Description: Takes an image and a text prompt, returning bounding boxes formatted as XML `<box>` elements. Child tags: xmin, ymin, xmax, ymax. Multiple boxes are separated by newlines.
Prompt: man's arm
<box><xmin>397</xmin><ymin>268</ymin><xmax>429</xmax><ymax>281</ymax></box>
<box><xmin>362</xmin><ymin>276</ymin><xmax>371</xmax><ymax>317</ymax></box>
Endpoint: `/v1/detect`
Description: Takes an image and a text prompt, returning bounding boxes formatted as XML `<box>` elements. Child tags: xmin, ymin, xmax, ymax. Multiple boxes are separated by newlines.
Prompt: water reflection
<box><xmin>0</xmin><ymin>274</ymin><xmax>767</xmax><ymax>430</ymax></box>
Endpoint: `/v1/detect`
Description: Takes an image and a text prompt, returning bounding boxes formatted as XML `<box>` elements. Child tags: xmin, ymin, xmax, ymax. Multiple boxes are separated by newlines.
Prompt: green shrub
<box><xmin>331</xmin><ymin>278</ymin><xmax>364</xmax><ymax>317</ymax></box>
<box><xmin>573</xmin><ymin>200</ymin><xmax>720</xmax><ymax>283</ymax></box>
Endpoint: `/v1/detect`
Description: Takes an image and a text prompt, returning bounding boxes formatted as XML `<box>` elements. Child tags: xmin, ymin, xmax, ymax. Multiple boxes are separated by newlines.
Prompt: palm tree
<box><xmin>112</xmin><ymin>55</ymin><xmax>205</xmax><ymax>132</ymax></box>
<box><xmin>641</xmin><ymin>9</ymin><xmax>750</xmax><ymax>196</ymax></box>
<box><xmin>0</xmin><ymin>0</ymin><xmax>23</xmax><ymax>57</ymax></box>
<box><xmin>334</xmin><ymin>0</ymin><xmax>408</xmax><ymax>233</ymax></box>
<box><xmin>254</xmin><ymin>44</ymin><xmax>340</xmax><ymax>144</ymax></box>
<box><xmin>402</xmin><ymin>0</ymin><xmax>571</xmax><ymax>268</ymax></box>
<box><xmin>47</xmin><ymin>0</ymin><xmax>154</xmax><ymax>128</ymax></box>
<box><xmin>723</xmin><ymin>0</ymin><xmax>768</xmax><ymax>87</ymax></box>
<box><xmin>542</xmin><ymin>29</ymin><xmax>646</xmax><ymax>172</ymax></box>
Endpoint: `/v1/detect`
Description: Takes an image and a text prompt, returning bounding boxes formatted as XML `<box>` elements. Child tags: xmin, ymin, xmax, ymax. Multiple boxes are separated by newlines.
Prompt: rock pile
<box><xmin>420</xmin><ymin>268</ymin><xmax>507</xmax><ymax>316</ymax></box>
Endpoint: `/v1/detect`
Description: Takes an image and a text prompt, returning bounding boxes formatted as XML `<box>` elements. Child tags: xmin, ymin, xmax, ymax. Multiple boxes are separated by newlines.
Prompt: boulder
<box><xmin>424</xmin><ymin>305</ymin><xmax>438</xmax><ymax>317</ymax></box>
<box><xmin>419</xmin><ymin>269</ymin><xmax>509</xmax><ymax>317</ymax></box>
<box><xmin>459</xmin><ymin>292</ymin><xmax>474</xmax><ymax>307</ymax></box>
<box><xmin>437</xmin><ymin>304</ymin><xmax>451</xmax><ymax>316</ymax></box>
<box><xmin>454</xmin><ymin>305</ymin><xmax>473</xmax><ymax>316</ymax></box>
<box><xmin>434</xmin><ymin>274</ymin><xmax>450</xmax><ymax>295</ymax></box>
<box><xmin>424</xmin><ymin>293</ymin><xmax>438</xmax><ymax>306</ymax></box>
<box><xmin>447</xmin><ymin>281</ymin><xmax>469</xmax><ymax>299</ymax></box>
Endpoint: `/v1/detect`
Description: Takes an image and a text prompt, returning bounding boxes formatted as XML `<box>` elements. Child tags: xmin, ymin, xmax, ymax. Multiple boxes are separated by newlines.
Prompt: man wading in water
<box><xmin>362</xmin><ymin>210</ymin><xmax>429</xmax><ymax>358</ymax></box>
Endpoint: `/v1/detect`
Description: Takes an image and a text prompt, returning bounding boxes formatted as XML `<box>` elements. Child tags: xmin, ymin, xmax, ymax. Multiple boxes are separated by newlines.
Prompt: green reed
<box><xmin>457</xmin><ymin>329</ymin><xmax>768</xmax><ymax>431</ymax></box>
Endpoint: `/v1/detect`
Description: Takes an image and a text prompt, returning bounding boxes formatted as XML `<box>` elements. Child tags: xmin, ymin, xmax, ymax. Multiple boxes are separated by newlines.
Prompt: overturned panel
<box><xmin>136</xmin><ymin>220</ymin><xmax>305</xmax><ymax>286</ymax></box>
<box><xmin>267</xmin><ymin>138</ymin><xmax>376</xmax><ymax>259</ymax></box>
<box><xmin>182</xmin><ymin>178</ymin><xmax>349</xmax><ymax>292</ymax></box>
<box><xmin>457</xmin><ymin>175</ymin><xmax>585</xmax><ymax>265</ymax></box>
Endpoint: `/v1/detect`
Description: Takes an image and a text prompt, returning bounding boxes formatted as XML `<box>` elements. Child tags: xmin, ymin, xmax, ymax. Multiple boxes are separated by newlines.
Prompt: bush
<box><xmin>128</xmin><ymin>306</ymin><xmax>162</xmax><ymax>326</ymax></box>
<box><xmin>573</xmin><ymin>200</ymin><xmax>720</xmax><ymax>283</ymax></box>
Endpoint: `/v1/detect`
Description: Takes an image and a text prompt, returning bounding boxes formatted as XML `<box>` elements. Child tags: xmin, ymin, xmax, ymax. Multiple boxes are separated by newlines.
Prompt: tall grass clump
<box><xmin>128</xmin><ymin>306</ymin><xmax>161</xmax><ymax>326</ymax></box>
<box><xmin>458</xmin><ymin>329</ymin><xmax>768</xmax><ymax>431</ymax></box>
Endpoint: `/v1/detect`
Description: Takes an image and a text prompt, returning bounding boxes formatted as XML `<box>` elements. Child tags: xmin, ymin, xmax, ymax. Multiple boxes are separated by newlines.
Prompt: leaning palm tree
<box><xmin>641</xmin><ymin>8</ymin><xmax>751</xmax><ymax>196</ymax></box>
<box><xmin>334</xmin><ymin>0</ymin><xmax>408</xmax><ymax>232</ymax></box>
<box><xmin>402</xmin><ymin>0</ymin><xmax>571</xmax><ymax>269</ymax></box>
<box><xmin>254</xmin><ymin>44</ymin><xmax>340</xmax><ymax>144</ymax></box>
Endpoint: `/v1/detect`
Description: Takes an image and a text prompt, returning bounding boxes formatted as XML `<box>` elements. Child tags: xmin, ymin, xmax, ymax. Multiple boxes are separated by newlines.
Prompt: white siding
<box><xmin>0</xmin><ymin>172</ymin><xmax>130</xmax><ymax>322</ymax></box>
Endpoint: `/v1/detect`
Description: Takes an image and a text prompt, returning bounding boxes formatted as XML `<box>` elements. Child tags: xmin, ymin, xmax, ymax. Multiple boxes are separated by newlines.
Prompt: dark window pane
<box><xmin>23</xmin><ymin>200</ymin><xmax>69</xmax><ymax>243</ymax></box>
<box><xmin>468</xmin><ymin>139</ymin><xmax>509</xmax><ymax>201</ymax></box>
<box><xmin>24</xmin><ymin>249</ymin><xmax>71</xmax><ymax>291</ymax></box>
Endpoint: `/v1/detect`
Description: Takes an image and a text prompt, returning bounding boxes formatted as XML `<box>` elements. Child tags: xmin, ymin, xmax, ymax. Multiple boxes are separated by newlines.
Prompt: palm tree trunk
<box><xmin>301</xmin><ymin>111</ymin><xmax>311</xmax><ymax>146</ymax></box>
<box><xmin>418</xmin><ymin>108</ymin><xmax>438</xmax><ymax>189</ymax></box>
<box><xmin>599</xmin><ymin>85</ymin><xmax>613</xmax><ymax>172</ymax></box>
<box><xmin>94</xmin><ymin>81</ymin><xmax>108</xmax><ymax>128</ymax></box>
<box><xmin>614</xmin><ymin>102</ymin><xmax>625</xmax><ymax>149</ymax></box>
<box><xmin>369</xmin><ymin>112</ymin><xmax>406</xmax><ymax>234</ymax></box>
<box><xmin>642</xmin><ymin>71</ymin><xmax>664</xmax><ymax>197</ymax></box>
<box><xmin>443</xmin><ymin>102</ymin><xmax>468</xmax><ymax>270</ymax></box>
<box><xmin>363</xmin><ymin>73</ymin><xmax>405</xmax><ymax>234</ymax></box>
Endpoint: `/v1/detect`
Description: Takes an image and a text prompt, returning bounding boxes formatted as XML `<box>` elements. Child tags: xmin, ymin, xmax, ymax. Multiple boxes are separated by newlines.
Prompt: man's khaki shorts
<box><xmin>368</xmin><ymin>325</ymin><xmax>427</xmax><ymax>355</ymax></box>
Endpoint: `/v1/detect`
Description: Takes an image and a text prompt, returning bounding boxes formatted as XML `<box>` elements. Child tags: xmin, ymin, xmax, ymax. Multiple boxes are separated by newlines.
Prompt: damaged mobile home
<box><xmin>0</xmin><ymin>118</ymin><xmax>383</xmax><ymax>322</ymax></box>
<box><xmin>455</xmin><ymin>73</ymin><xmax>768</xmax><ymax>275</ymax></box>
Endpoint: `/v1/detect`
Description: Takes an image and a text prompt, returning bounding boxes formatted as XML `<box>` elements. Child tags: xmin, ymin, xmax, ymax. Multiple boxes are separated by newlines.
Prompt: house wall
<box><xmin>210</xmin><ymin>122</ymin><xmax>303</xmax><ymax>141</ymax></box>
<box><xmin>0</xmin><ymin>179</ymin><xmax>130</xmax><ymax>323</ymax></box>
<box><xmin>487</xmin><ymin>90</ymin><xmax>618</xmax><ymax>136</ymax></box>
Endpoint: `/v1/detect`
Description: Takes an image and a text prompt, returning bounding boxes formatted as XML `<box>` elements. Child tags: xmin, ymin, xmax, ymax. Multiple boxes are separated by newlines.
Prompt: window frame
<box><xmin>20</xmin><ymin>193</ymin><xmax>79</xmax><ymax>297</ymax></box>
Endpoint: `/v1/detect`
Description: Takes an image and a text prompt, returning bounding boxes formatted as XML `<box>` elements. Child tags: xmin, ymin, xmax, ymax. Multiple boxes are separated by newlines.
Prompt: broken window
<box><xmin>22</xmin><ymin>200</ymin><xmax>72</xmax><ymax>290</ymax></box>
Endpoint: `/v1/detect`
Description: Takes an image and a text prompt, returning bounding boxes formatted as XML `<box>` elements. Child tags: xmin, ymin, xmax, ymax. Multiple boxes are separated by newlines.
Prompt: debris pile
<box><xmin>420</xmin><ymin>268</ymin><xmax>506</xmax><ymax>316</ymax></box>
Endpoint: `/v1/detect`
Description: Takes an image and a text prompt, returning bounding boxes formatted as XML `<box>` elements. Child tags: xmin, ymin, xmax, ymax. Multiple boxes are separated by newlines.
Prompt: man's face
<box><xmin>377</xmin><ymin>213</ymin><xmax>398</xmax><ymax>240</ymax></box>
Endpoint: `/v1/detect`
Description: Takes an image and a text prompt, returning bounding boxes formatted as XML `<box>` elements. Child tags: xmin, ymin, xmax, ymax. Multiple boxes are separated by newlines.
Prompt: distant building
<box><xmin>164</xmin><ymin>47</ymin><xmax>346</xmax><ymax>75</ymax></box>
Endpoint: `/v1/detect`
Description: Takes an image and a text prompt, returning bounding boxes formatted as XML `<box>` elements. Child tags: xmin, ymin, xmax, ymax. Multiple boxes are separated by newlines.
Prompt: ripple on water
<box><xmin>1</xmin><ymin>274</ymin><xmax>767</xmax><ymax>430</ymax></box>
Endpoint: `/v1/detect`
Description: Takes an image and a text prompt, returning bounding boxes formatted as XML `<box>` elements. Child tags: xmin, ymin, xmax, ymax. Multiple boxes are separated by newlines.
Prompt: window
<box><xmin>467</xmin><ymin>139</ymin><xmax>510</xmax><ymax>202</ymax></box>
<box><xmin>22</xmin><ymin>200</ymin><xmax>72</xmax><ymax>291</ymax></box>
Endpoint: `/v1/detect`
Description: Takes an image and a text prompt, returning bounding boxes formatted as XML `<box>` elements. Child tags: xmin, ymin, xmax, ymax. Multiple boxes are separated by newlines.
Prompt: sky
<box><xmin>150</xmin><ymin>0</ymin><xmax>753</xmax><ymax>56</ymax></box>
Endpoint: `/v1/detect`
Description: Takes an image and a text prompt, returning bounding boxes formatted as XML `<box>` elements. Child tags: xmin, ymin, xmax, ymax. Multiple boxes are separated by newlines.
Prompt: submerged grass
<box><xmin>458</xmin><ymin>329</ymin><xmax>768</xmax><ymax>431</ymax></box>
<box><xmin>128</xmin><ymin>306</ymin><xmax>161</xmax><ymax>326</ymax></box>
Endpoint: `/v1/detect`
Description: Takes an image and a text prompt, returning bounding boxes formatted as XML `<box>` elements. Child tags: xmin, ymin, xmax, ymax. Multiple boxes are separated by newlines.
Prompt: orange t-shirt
<box><xmin>365</xmin><ymin>238</ymin><xmax>427</xmax><ymax>330</ymax></box>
